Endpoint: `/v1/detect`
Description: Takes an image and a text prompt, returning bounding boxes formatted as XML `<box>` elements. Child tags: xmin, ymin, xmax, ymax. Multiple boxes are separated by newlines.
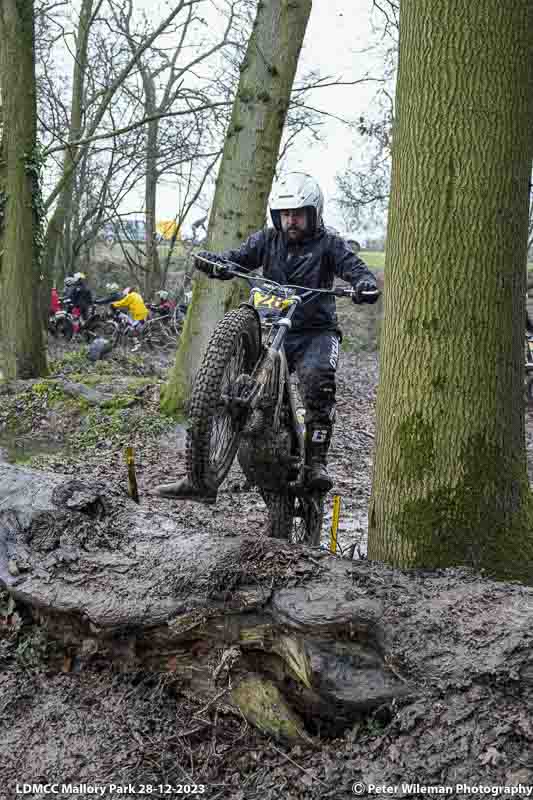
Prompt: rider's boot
<box><xmin>305</xmin><ymin>421</ymin><xmax>333</xmax><ymax>492</ymax></box>
<box><xmin>155</xmin><ymin>477</ymin><xmax>217</xmax><ymax>504</ymax></box>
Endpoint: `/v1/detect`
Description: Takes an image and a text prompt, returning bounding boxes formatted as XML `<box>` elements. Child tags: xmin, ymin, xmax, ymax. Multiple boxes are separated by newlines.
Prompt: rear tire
<box><xmin>186</xmin><ymin>306</ymin><xmax>261</xmax><ymax>492</ymax></box>
<box><xmin>140</xmin><ymin>318</ymin><xmax>174</xmax><ymax>350</ymax></box>
<box><xmin>82</xmin><ymin>319</ymin><xmax>107</xmax><ymax>342</ymax></box>
<box><xmin>291</xmin><ymin>493</ymin><xmax>324</xmax><ymax>546</ymax></box>
<box><xmin>102</xmin><ymin>321</ymin><xmax>120</xmax><ymax>349</ymax></box>
<box><xmin>262</xmin><ymin>491</ymin><xmax>294</xmax><ymax>540</ymax></box>
<box><xmin>263</xmin><ymin>491</ymin><xmax>324</xmax><ymax>545</ymax></box>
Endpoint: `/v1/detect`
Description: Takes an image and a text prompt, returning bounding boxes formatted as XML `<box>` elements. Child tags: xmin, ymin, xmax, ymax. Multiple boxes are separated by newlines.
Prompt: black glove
<box><xmin>353</xmin><ymin>278</ymin><xmax>380</xmax><ymax>304</ymax></box>
<box><xmin>194</xmin><ymin>251</ymin><xmax>218</xmax><ymax>274</ymax></box>
<box><xmin>194</xmin><ymin>251</ymin><xmax>233</xmax><ymax>280</ymax></box>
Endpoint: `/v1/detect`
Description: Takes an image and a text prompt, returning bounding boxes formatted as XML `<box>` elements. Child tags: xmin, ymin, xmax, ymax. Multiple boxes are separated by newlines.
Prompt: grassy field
<box><xmin>361</xmin><ymin>252</ymin><xmax>533</xmax><ymax>274</ymax></box>
<box><xmin>359</xmin><ymin>251</ymin><xmax>385</xmax><ymax>270</ymax></box>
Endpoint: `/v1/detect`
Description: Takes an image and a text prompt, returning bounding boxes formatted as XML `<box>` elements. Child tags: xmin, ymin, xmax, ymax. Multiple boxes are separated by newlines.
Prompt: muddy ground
<box><xmin>1</xmin><ymin>310</ymin><xmax>533</xmax><ymax>799</ymax></box>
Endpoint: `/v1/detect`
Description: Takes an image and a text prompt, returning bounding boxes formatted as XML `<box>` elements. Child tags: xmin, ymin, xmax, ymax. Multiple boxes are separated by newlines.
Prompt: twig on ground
<box><xmin>269</xmin><ymin>742</ymin><xmax>328</xmax><ymax>788</ymax></box>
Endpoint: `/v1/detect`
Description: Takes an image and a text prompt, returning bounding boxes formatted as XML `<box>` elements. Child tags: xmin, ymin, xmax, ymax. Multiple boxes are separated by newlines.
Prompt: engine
<box><xmin>237</xmin><ymin>408</ymin><xmax>296</xmax><ymax>492</ymax></box>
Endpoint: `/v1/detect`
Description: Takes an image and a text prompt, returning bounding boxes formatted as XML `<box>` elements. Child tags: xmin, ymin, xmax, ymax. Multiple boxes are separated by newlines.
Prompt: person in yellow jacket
<box><xmin>112</xmin><ymin>287</ymin><xmax>149</xmax><ymax>326</ymax></box>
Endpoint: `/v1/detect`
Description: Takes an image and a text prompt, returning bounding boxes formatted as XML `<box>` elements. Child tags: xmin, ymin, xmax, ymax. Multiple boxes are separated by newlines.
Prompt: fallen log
<box><xmin>1</xmin><ymin>463</ymin><xmax>532</xmax><ymax>745</ymax></box>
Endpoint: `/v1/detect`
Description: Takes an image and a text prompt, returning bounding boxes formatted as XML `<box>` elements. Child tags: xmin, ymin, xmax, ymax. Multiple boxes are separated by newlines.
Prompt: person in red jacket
<box><xmin>153</xmin><ymin>290</ymin><xmax>176</xmax><ymax>315</ymax></box>
<box><xmin>50</xmin><ymin>287</ymin><xmax>61</xmax><ymax>315</ymax></box>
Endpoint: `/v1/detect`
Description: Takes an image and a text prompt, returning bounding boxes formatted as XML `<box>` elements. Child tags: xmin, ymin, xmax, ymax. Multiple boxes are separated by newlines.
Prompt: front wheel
<box><xmin>186</xmin><ymin>306</ymin><xmax>261</xmax><ymax>492</ymax></box>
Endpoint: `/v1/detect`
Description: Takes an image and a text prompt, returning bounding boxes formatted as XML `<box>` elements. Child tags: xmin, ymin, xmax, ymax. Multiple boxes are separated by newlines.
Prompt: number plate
<box><xmin>253</xmin><ymin>291</ymin><xmax>293</xmax><ymax>316</ymax></box>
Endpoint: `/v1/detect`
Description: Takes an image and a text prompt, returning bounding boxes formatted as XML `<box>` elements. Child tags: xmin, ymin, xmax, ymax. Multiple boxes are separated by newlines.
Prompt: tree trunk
<box><xmin>0</xmin><ymin>0</ymin><xmax>47</xmax><ymax>379</ymax></box>
<box><xmin>161</xmin><ymin>0</ymin><xmax>312</xmax><ymax>416</ymax></box>
<box><xmin>42</xmin><ymin>0</ymin><xmax>94</xmax><ymax>292</ymax></box>
<box><xmin>143</xmin><ymin>83</ymin><xmax>161</xmax><ymax>299</ymax></box>
<box><xmin>368</xmin><ymin>0</ymin><xmax>533</xmax><ymax>582</ymax></box>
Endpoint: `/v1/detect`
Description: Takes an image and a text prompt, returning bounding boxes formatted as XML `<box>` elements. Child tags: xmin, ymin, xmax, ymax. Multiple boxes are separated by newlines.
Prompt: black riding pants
<box><xmin>284</xmin><ymin>329</ymin><xmax>340</xmax><ymax>424</ymax></box>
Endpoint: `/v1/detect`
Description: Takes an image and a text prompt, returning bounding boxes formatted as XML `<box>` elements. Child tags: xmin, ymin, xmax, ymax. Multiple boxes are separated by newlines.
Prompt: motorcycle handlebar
<box><xmin>195</xmin><ymin>255</ymin><xmax>381</xmax><ymax>302</ymax></box>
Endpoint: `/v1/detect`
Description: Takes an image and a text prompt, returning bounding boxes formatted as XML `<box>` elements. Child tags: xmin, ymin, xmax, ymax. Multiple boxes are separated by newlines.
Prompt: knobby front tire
<box><xmin>186</xmin><ymin>306</ymin><xmax>261</xmax><ymax>492</ymax></box>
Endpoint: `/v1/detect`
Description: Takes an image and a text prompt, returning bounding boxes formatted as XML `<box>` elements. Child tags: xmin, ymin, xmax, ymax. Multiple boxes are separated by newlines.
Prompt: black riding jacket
<box><xmin>222</xmin><ymin>226</ymin><xmax>377</xmax><ymax>333</ymax></box>
<box><xmin>66</xmin><ymin>282</ymin><xmax>93</xmax><ymax>312</ymax></box>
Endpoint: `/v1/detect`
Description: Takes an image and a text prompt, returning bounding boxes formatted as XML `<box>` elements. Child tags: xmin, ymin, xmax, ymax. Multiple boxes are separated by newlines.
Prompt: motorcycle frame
<box><xmin>238</xmin><ymin>295</ymin><xmax>306</xmax><ymax>483</ymax></box>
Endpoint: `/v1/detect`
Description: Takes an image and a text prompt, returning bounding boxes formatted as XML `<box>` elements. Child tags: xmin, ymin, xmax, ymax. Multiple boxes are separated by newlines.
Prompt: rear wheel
<box><xmin>101</xmin><ymin>321</ymin><xmax>120</xmax><ymax>349</ymax></box>
<box><xmin>262</xmin><ymin>490</ymin><xmax>324</xmax><ymax>545</ymax></box>
<box><xmin>262</xmin><ymin>491</ymin><xmax>294</xmax><ymax>540</ymax></box>
<box><xmin>186</xmin><ymin>306</ymin><xmax>261</xmax><ymax>492</ymax></box>
<box><xmin>82</xmin><ymin>318</ymin><xmax>107</xmax><ymax>342</ymax></box>
<box><xmin>139</xmin><ymin>318</ymin><xmax>175</xmax><ymax>350</ymax></box>
<box><xmin>291</xmin><ymin>493</ymin><xmax>325</xmax><ymax>546</ymax></box>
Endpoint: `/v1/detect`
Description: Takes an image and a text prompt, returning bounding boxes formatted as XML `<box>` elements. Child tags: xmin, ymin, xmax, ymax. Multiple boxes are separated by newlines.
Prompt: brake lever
<box><xmin>334</xmin><ymin>287</ymin><xmax>381</xmax><ymax>301</ymax></box>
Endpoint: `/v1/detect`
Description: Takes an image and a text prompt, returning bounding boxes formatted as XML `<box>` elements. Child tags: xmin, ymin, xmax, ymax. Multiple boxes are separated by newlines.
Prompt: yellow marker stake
<box><xmin>126</xmin><ymin>445</ymin><xmax>140</xmax><ymax>503</ymax></box>
<box><xmin>330</xmin><ymin>495</ymin><xmax>341</xmax><ymax>553</ymax></box>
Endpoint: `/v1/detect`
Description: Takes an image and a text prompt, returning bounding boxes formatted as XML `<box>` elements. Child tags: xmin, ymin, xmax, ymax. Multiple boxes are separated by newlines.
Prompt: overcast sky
<box><xmin>145</xmin><ymin>0</ymin><xmax>388</xmax><ymax>234</ymax></box>
<box><xmin>275</xmin><ymin>0</ymin><xmax>385</xmax><ymax>231</ymax></box>
<box><xmin>61</xmin><ymin>0</ymin><xmax>389</xmax><ymax>236</ymax></box>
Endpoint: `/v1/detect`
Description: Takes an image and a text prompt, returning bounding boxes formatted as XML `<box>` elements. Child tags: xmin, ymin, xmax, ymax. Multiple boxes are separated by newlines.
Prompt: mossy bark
<box><xmin>368</xmin><ymin>0</ymin><xmax>533</xmax><ymax>582</ymax></box>
<box><xmin>0</xmin><ymin>0</ymin><xmax>47</xmax><ymax>379</ymax></box>
<box><xmin>161</xmin><ymin>0</ymin><xmax>312</xmax><ymax>416</ymax></box>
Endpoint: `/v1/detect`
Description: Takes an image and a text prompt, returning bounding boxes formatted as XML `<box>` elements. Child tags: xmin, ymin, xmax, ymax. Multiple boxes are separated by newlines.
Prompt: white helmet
<box><xmin>123</xmin><ymin>287</ymin><xmax>131</xmax><ymax>296</ymax></box>
<box><xmin>269</xmin><ymin>172</ymin><xmax>324</xmax><ymax>233</ymax></box>
<box><xmin>106</xmin><ymin>282</ymin><xmax>119</xmax><ymax>292</ymax></box>
<box><xmin>73</xmin><ymin>272</ymin><xmax>86</xmax><ymax>281</ymax></box>
<box><xmin>157</xmin><ymin>290</ymin><xmax>169</xmax><ymax>300</ymax></box>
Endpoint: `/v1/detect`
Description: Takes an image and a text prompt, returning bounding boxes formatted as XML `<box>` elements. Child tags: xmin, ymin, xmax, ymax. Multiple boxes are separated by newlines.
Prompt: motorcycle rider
<box><xmin>111</xmin><ymin>286</ymin><xmax>149</xmax><ymax>326</ymax></box>
<box><xmin>153</xmin><ymin>289</ymin><xmax>176</xmax><ymax>315</ymax></box>
<box><xmin>161</xmin><ymin>172</ymin><xmax>379</xmax><ymax>498</ymax></box>
<box><xmin>62</xmin><ymin>275</ymin><xmax>76</xmax><ymax>300</ymax></box>
<box><xmin>70</xmin><ymin>272</ymin><xmax>93</xmax><ymax>321</ymax></box>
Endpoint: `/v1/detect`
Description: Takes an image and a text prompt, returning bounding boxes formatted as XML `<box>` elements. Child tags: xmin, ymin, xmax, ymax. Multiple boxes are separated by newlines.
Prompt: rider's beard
<box><xmin>287</xmin><ymin>227</ymin><xmax>305</xmax><ymax>242</ymax></box>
